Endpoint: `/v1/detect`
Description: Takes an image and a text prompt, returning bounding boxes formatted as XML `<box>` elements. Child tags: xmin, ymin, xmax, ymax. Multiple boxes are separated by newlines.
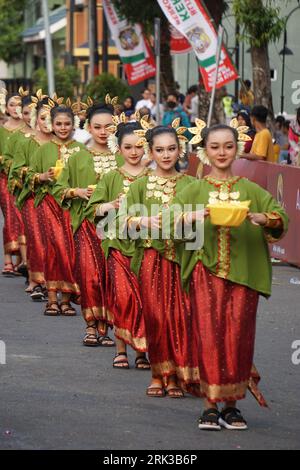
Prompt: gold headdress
<box><xmin>0</xmin><ymin>88</ymin><xmax>8</xmax><ymax>114</ymax></box>
<box><xmin>15</xmin><ymin>86</ymin><xmax>29</xmax><ymax>119</ymax></box>
<box><xmin>132</xmin><ymin>117</ymin><xmax>156</xmax><ymax>158</ymax></box>
<box><xmin>229</xmin><ymin>118</ymin><xmax>252</xmax><ymax>154</ymax></box>
<box><xmin>28</xmin><ymin>89</ymin><xmax>49</xmax><ymax>129</ymax></box>
<box><xmin>105</xmin><ymin>93</ymin><xmax>118</xmax><ymax>110</ymax></box>
<box><xmin>170</xmin><ymin>117</ymin><xmax>189</xmax><ymax>159</ymax></box>
<box><xmin>106</xmin><ymin>112</ymin><xmax>127</xmax><ymax>155</ymax></box>
<box><xmin>18</xmin><ymin>86</ymin><xmax>30</xmax><ymax>98</ymax></box>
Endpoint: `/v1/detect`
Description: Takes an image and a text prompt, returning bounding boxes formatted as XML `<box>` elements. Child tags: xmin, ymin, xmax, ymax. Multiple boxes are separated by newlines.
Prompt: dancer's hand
<box><xmin>247</xmin><ymin>212</ymin><xmax>267</xmax><ymax>226</ymax></box>
<box><xmin>39</xmin><ymin>168</ymin><xmax>55</xmax><ymax>182</ymax></box>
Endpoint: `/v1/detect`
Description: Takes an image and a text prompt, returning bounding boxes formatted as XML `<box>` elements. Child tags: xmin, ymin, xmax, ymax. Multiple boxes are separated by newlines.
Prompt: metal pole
<box><xmin>41</xmin><ymin>0</ymin><xmax>55</xmax><ymax>95</ymax></box>
<box><xmin>93</xmin><ymin>0</ymin><xmax>99</xmax><ymax>75</ymax></box>
<box><xmin>154</xmin><ymin>18</ymin><xmax>161</xmax><ymax>124</ymax></box>
<box><xmin>207</xmin><ymin>26</ymin><xmax>224</xmax><ymax>127</ymax></box>
<box><xmin>102</xmin><ymin>5</ymin><xmax>109</xmax><ymax>73</ymax></box>
<box><xmin>234</xmin><ymin>23</ymin><xmax>240</xmax><ymax>102</ymax></box>
<box><xmin>280</xmin><ymin>28</ymin><xmax>287</xmax><ymax>114</ymax></box>
<box><xmin>88</xmin><ymin>0</ymin><xmax>95</xmax><ymax>80</ymax></box>
<box><xmin>69</xmin><ymin>0</ymin><xmax>75</xmax><ymax>65</ymax></box>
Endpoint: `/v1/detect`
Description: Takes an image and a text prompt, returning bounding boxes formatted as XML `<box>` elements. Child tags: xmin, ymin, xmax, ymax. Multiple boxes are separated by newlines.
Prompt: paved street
<box><xmin>0</xmin><ymin>215</ymin><xmax>299</xmax><ymax>450</ymax></box>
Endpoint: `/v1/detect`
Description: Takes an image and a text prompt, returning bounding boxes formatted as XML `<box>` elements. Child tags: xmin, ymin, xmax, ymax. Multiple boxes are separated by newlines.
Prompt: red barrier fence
<box><xmin>187</xmin><ymin>155</ymin><xmax>300</xmax><ymax>267</ymax></box>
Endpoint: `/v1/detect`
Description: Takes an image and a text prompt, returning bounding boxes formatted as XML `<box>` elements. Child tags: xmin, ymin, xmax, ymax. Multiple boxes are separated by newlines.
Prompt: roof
<box><xmin>22</xmin><ymin>6</ymin><xmax>66</xmax><ymax>42</ymax></box>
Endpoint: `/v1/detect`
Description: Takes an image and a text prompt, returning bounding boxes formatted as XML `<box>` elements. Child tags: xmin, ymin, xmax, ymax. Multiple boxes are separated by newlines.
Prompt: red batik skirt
<box><xmin>107</xmin><ymin>248</ymin><xmax>147</xmax><ymax>352</ymax></box>
<box><xmin>188</xmin><ymin>261</ymin><xmax>267</xmax><ymax>407</ymax></box>
<box><xmin>21</xmin><ymin>195</ymin><xmax>45</xmax><ymax>284</ymax></box>
<box><xmin>74</xmin><ymin>220</ymin><xmax>108</xmax><ymax>333</ymax></box>
<box><xmin>139</xmin><ymin>248</ymin><xmax>195</xmax><ymax>384</ymax></box>
<box><xmin>37</xmin><ymin>194</ymin><xmax>80</xmax><ymax>295</ymax></box>
<box><xmin>0</xmin><ymin>172</ymin><xmax>25</xmax><ymax>254</ymax></box>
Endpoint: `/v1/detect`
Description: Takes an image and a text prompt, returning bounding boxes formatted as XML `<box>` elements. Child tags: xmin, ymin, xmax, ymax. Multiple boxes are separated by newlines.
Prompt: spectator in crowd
<box><xmin>149</xmin><ymin>93</ymin><xmax>164</xmax><ymax>123</ymax></box>
<box><xmin>183</xmin><ymin>85</ymin><xmax>198</xmax><ymax>117</ymax></box>
<box><xmin>135</xmin><ymin>88</ymin><xmax>153</xmax><ymax>111</ymax></box>
<box><xmin>239</xmin><ymin>79</ymin><xmax>255</xmax><ymax>110</ymax></box>
<box><xmin>123</xmin><ymin>96</ymin><xmax>135</xmax><ymax>115</ymax></box>
<box><xmin>237</xmin><ymin>109</ymin><xmax>256</xmax><ymax>153</ymax></box>
<box><xmin>162</xmin><ymin>92</ymin><xmax>191</xmax><ymax>128</ymax></box>
<box><xmin>278</xmin><ymin>120</ymin><xmax>290</xmax><ymax>162</ymax></box>
<box><xmin>288</xmin><ymin>108</ymin><xmax>300</xmax><ymax>166</ymax></box>
<box><xmin>175</xmin><ymin>81</ymin><xmax>185</xmax><ymax>105</ymax></box>
<box><xmin>241</xmin><ymin>105</ymin><xmax>275</xmax><ymax>162</ymax></box>
<box><xmin>273</xmin><ymin>116</ymin><xmax>289</xmax><ymax>163</ymax></box>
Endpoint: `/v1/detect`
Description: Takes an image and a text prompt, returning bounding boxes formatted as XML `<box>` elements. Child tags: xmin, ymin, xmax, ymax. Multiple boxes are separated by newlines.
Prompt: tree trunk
<box><xmin>160</xmin><ymin>15</ymin><xmax>175</xmax><ymax>95</ymax></box>
<box><xmin>251</xmin><ymin>43</ymin><xmax>274</xmax><ymax>118</ymax></box>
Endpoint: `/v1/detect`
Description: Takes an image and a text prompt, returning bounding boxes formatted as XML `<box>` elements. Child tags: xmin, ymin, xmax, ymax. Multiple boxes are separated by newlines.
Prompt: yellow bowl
<box><xmin>52</xmin><ymin>160</ymin><xmax>64</xmax><ymax>179</ymax></box>
<box><xmin>207</xmin><ymin>201</ymin><xmax>251</xmax><ymax>227</ymax></box>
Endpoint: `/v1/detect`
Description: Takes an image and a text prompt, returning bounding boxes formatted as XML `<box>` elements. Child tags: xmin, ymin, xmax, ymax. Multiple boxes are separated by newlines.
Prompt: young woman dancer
<box><xmin>52</xmin><ymin>102</ymin><xmax>121</xmax><ymax>346</ymax></box>
<box><xmin>27</xmin><ymin>99</ymin><xmax>85</xmax><ymax>315</ymax></box>
<box><xmin>10</xmin><ymin>93</ymin><xmax>52</xmax><ymax>299</ymax></box>
<box><xmin>85</xmin><ymin>119</ymin><xmax>150</xmax><ymax>369</ymax></box>
<box><xmin>0</xmin><ymin>89</ymin><xmax>26</xmax><ymax>276</ymax></box>
<box><xmin>120</xmin><ymin>122</ymin><xmax>196</xmax><ymax>396</ymax></box>
<box><xmin>172</xmin><ymin>122</ymin><xmax>288</xmax><ymax>429</ymax></box>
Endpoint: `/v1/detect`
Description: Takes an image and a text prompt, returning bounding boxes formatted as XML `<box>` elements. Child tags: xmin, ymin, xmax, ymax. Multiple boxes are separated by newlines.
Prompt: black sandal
<box><xmin>60</xmin><ymin>301</ymin><xmax>77</xmax><ymax>316</ymax></box>
<box><xmin>198</xmin><ymin>408</ymin><xmax>221</xmax><ymax>431</ymax></box>
<box><xmin>135</xmin><ymin>355</ymin><xmax>151</xmax><ymax>370</ymax></box>
<box><xmin>113</xmin><ymin>352</ymin><xmax>129</xmax><ymax>369</ymax></box>
<box><xmin>44</xmin><ymin>301</ymin><xmax>61</xmax><ymax>316</ymax></box>
<box><xmin>219</xmin><ymin>407</ymin><xmax>248</xmax><ymax>430</ymax></box>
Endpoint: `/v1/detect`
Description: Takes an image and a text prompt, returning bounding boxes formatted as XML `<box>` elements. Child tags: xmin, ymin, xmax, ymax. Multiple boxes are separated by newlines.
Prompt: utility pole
<box><xmin>88</xmin><ymin>0</ymin><xmax>96</xmax><ymax>80</ymax></box>
<box><xmin>42</xmin><ymin>0</ymin><xmax>55</xmax><ymax>95</ymax></box>
<box><xmin>68</xmin><ymin>0</ymin><xmax>75</xmax><ymax>66</ymax></box>
<box><xmin>154</xmin><ymin>18</ymin><xmax>161</xmax><ymax>124</ymax></box>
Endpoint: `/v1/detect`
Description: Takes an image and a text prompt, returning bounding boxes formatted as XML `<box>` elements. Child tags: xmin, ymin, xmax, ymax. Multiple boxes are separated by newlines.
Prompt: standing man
<box><xmin>135</xmin><ymin>88</ymin><xmax>153</xmax><ymax>112</ymax></box>
<box><xmin>241</xmin><ymin>105</ymin><xmax>275</xmax><ymax>162</ymax></box>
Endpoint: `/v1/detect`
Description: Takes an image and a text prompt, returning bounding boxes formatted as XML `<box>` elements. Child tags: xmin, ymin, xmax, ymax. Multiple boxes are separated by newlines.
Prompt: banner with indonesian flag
<box><xmin>103</xmin><ymin>0</ymin><xmax>156</xmax><ymax>85</ymax></box>
<box><xmin>157</xmin><ymin>0</ymin><xmax>238</xmax><ymax>91</ymax></box>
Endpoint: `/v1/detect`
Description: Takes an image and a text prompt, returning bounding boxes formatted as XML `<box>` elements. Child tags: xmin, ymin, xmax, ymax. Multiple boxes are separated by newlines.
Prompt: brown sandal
<box><xmin>146</xmin><ymin>385</ymin><xmax>166</xmax><ymax>397</ymax></box>
<box><xmin>44</xmin><ymin>301</ymin><xmax>61</xmax><ymax>316</ymax></box>
<box><xmin>165</xmin><ymin>386</ymin><xmax>184</xmax><ymax>398</ymax></box>
<box><xmin>2</xmin><ymin>262</ymin><xmax>16</xmax><ymax>277</ymax></box>
<box><xmin>83</xmin><ymin>324</ymin><xmax>98</xmax><ymax>347</ymax></box>
<box><xmin>60</xmin><ymin>301</ymin><xmax>77</xmax><ymax>316</ymax></box>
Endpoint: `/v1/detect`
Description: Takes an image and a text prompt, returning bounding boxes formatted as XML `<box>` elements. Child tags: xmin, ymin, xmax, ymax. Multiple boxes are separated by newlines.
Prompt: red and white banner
<box><xmin>157</xmin><ymin>0</ymin><xmax>238</xmax><ymax>91</ymax></box>
<box><xmin>103</xmin><ymin>0</ymin><xmax>156</xmax><ymax>85</ymax></box>
<box><xmin>170</xmin><ymin>25</ymin><xmax>192</xmax><ymax>54</ymax></box>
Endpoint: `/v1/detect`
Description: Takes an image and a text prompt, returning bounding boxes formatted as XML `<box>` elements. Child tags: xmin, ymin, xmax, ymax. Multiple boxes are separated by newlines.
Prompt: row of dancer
<box><xmin>0</xmin><ymin>88</ymin><xmax>288</xmax><ymax>430</ymax></box>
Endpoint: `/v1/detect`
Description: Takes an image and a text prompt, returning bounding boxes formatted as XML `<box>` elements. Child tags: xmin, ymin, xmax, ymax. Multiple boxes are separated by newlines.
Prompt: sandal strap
<box><xmin>221</xmin><ymin>407</ymin><xmax>247</xmax><ymax>425</ymax></box>
<box><xmin>199</xmin><ymin>408</ymin><xmax>220</xmax><ymax>425</ymax></box>
<box><xmin>115</xmin><ymin>352</ymin><xmax>127</xmax><ymax>358</ymax></box>
<box><xmin>46</xmin><ymin>301</ymin><xmax>59</xmax><ymax>308</ymax></box>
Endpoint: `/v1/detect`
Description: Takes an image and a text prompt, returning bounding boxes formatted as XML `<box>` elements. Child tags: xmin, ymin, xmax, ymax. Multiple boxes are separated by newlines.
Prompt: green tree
<box><xmin>85</xmin><ymin>73</ymin><xmax>130</xmax><ymax>103</ymax></box>
<box><xmin>32</xmin><ymin>62</ymin><xmax>81</xmax><ymax>99</ymax></box>
<box><xmin>0</xmin><ymin>0</ymin><xmax>26</xmax><ymax>64</ymax></box>
<box><xmin>233</xmin><ymin>0</ymin><xmax>289</xmax><ymax>115</ymax></box>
